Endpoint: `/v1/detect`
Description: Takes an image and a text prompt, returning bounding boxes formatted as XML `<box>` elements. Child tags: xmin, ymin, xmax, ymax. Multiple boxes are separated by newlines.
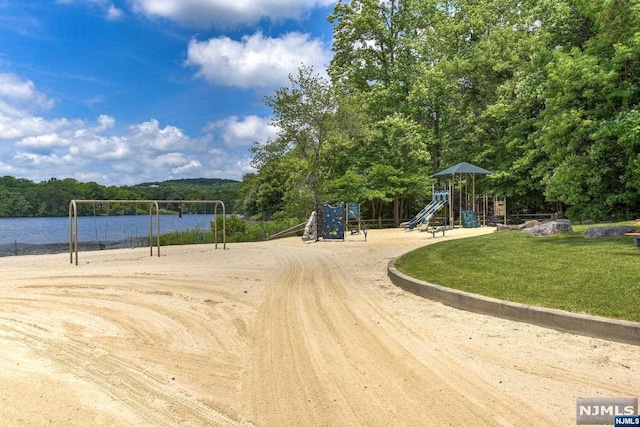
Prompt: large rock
<box><xmin>523</xmin><ymin>220</ymin><xmax>573</xmax><ymax>236</ymax></box>
<box><xmin>496</xmin><ymin>223</ymin><xmax>523</xmax><ymax>231</ymax></box>
<box><xmin>584</xmin><ymin>225</ymin><xmax>636</xmax><ymax>238</ymax></box>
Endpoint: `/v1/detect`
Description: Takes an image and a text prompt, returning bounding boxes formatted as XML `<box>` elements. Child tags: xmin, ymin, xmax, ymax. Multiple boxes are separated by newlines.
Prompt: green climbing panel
<box><xmin>323</xmin><ymin>202</ymin><xmax>345</xmax><ymax>240</ymax></box>
<box><xmin>461</xmin><ymin>210</ymin><xmax>480</xmax><ymax>228</ymax></box>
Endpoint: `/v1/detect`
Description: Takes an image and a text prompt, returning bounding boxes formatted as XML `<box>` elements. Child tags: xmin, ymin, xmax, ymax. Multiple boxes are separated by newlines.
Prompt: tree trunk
<box><xmin>393</xmin><ymin>195</ymin><xmax>400</xmax><ymax>227</ymax></box>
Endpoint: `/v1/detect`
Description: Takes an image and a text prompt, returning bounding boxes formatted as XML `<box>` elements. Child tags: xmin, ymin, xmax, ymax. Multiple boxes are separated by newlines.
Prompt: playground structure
<box><xmin>68</xmin><ymin>199</ymin><xmax>226</xmax><ymax>265</ymax></box>
<box><xmin>301</xmin><ymin>211</ymin><xmax>318</xmax><ymax>242</ymax></box>
<box><xmin>301</xmin><ymin>202</ymin><xmax>367</xmax><ymax>242</ymax></box>
<box><xmin>346</xmin><ymin>202</ymin><xmax>366</xmax><ymax>238</ymax></box>
<box><xmin>322</xmin><ymin>202</ymin><xmax>345</xmax><ymax>240</ymax></box>
<box><xmin>432</xmin><ymin>162</ymin><xmax>495</xmax><ymax>228</ymax></box>
<box><xmin>404</xmin><ymin>162</ymin><xmax>521</xmax><ymax>230</ymax></box>
<box><xmin>405</xmin><ymin>190</ymin><xmax>450</xmax><ymax>230</ymax></box>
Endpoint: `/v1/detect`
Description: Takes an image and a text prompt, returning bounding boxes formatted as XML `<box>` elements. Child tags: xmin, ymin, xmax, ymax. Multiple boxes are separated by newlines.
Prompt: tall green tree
<box><xmin>534</xmin><ymin>0</ymin><xmax>640</xmax><ymax>220</ymax></box>
<box><xmin>329</xmin><ymin>0</ymin><xmax>432</xmax><ymax>222</ymax></box>
<box><xmin>251</xmin><ymin>66</ymin><xmax>340</xmax><ymax>219</ymax></box>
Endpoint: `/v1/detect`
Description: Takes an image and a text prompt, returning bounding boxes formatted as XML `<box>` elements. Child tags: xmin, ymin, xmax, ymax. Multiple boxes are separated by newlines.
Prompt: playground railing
<box><xmin>267</xmin><ymin>221</ymin><xmax>307</xmax><ymax>240</ymax></box>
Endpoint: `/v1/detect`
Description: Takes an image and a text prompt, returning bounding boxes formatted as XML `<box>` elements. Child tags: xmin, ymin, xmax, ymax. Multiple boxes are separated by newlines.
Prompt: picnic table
<box><xmin>422</xmin><ymin>226</ymin><xmax>447</xmax><ymax>238</ymax></box>
<box><xmin>625</xmin><ymin>232</ymin><xmax>640</xmax><ymax>247</ymax></box>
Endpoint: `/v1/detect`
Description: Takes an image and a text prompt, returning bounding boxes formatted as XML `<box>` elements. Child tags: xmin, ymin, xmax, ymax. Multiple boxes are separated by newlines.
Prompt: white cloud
<box><xmin>233</xmin><ymin>157</ymin><xmax>255</xmax><ymax>175</ymax></box>
<box><xmin>60</xmin><ymin>0</ymin><xmax>336</xmax><ymax>29</ymax></box>
<box><xmin>130</xmin><ymin>0</ymin><xmax>336</xmax><ymax>29</ymax></box>
<box><xmin>205</xmin><ymin>115</ymin><xmax>279</xmax><ymax>147</ymax></box>
<box><xmin>107</xmin><ymin>4</ymin><xmax>124</xmax><ymax>20</ymax></box>
<box><xmin>13</xmin><ymin>151</ymin><xmax>73</xmax><ymax>169</ymax></box>
<box><xmin>0</xmin><ymin>72</ymin><xmax>258</xmax><ymax>184</ymax></box>
<box><xmin>205</xmin><ymin>148</ymin><xmax>255</xmax><ymax>179</ymax></box>
<box><xmin>4</xmin><ymin>114</ymin><xmax>209</xmax><ymax>184</ymax></box>
<box><xmin>56</xmin><ymin>0</ymin><xmax>123</xmax><ymax>21</ymax></box>
<box><xmin>96</xmin><ymin>114</ymin><xmax>115</xmax><ymax>131</ymax></box>
<box><xmin>186</xmin><ymin>31</ymin><xmax>330</xmax><ymax>88</ymax></box>
<box><xmin>0</xmin><ymin>160</ymin><xmax>16</xmax><ymax>174</ymax></box>
<box><xmin>127</xmin><ymin>119</ymin><xmax>195</xmax><ymax>152</ymax></box>
<box><xmin>0</xmin><ymin>75</ymin><xmax>71</xmax><ymax>141</ymax></box>
<box><xmin>0</xmin><ymin>73</ymin><xmax>55</xmax><ymax>112</ymax></box>
<box><xmin>68</xmin><ymin>135</ymin><xmax>130</xmax><ymax>161</ymax></box>
<box><xmin>154</xmin><ymin>153</ymin><xmax>202</xmax><ymax>174</ymax></box>
<box><xmin>0</xmin><ymin>115</ymin><xmax>74</xmax><ymax>140</ymax></box>
<box><xmin>14</xmin><ymin>134</ymin><xmax>70</xmax><ymax>153</ymax></box>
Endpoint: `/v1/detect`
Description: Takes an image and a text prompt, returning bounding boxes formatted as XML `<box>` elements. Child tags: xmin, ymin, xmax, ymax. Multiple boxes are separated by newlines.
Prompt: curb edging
<box><xmin>387</xmin><ymin>258</ymin><xmax>640</xmax><ymax>346</ymax></box>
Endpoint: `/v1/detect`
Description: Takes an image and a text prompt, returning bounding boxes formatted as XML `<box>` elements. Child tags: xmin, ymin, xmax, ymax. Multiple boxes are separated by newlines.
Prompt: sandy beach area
<box><xmin>0</xmin><ymin>227</ymin><xmax>638</xmax><ymax>426</ymax></box>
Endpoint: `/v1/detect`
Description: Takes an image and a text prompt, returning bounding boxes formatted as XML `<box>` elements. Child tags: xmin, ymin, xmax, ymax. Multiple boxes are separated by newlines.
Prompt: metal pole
<box><xmin>449</xmin><ymin>181</ymin><xmax>454</xmax><ymax>228</ymax></box>
<box><xmin>154</xmin><ymin>201</ymin><xmax>160</xmax><ymax>257</ymax></box>
<box><xmin>504</xmin><ymin>197</ymin><xmax>508</xmax><ymax>225</ymax></box>
<box><xmin>148</xmin><ymin>202</ymin><xmax>153</xmax><ymax>257</ymax></box>
<box><xmin>68</xmin><ymin>199</ymin><xmax>225</xmax><ymax>265</ymax></box>
<box><xmin>69</xmin><ymin>200</ymin><xmax>73</xmax><ymax>264</ymax></box>
<box><xmin>458</xmin><ymin>174</ymin><xmax>462</xmax><ymax>227</ymax></box>
<box><xmin>472</xmin><ymin>174</ymin><xmax>476</xmax><ymax>213</ymax></box>
<box><xmin>222</xmin><ymin>201</ymin><xmax>226</xmax><ymax>250</ymax></box>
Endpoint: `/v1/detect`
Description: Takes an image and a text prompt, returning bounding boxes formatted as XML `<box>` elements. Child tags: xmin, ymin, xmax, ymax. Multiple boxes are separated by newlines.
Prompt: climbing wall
<box><xmin>323</xmin><ymin>202</ymin><xmax>345</xmax><ymax>240</ymax></box>
<box><xmin>461</xmin><ymin>210</ymin><xmax>480</xmax><ymax>228</ymax></box>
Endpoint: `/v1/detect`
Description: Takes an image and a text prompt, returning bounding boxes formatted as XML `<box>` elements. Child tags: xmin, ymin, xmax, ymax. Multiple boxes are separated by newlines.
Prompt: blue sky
<box><xmin>0</xmin><ymin>0</ymin><xmax>336</xmax><ymax>185</ymax></box>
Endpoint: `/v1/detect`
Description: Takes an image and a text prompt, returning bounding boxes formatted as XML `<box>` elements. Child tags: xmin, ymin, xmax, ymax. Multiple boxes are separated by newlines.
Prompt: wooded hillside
<box><xmin>0</xmin><ymin>176</ymin><xmax>241</xmax><ymax>217</ymax></box>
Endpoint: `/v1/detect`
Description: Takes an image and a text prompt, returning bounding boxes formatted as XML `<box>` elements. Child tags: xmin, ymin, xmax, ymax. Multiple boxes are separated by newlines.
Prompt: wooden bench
<box><xmin>625</xmin><ymin>232</ymin><xmax>640</xmax><ymax>247</ymax></box>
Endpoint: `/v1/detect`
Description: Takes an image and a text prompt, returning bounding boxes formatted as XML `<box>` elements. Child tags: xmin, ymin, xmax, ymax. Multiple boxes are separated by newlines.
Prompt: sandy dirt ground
<box><xmin>0</xmin><ymin>227</ymin><xmax>638</xmax><ymax>426</ymax></box>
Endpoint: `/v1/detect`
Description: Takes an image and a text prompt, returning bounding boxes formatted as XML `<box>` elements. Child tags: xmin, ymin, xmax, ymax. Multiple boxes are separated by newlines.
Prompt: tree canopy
<box><xmin>241</xmin><ymin>0</ymin><xmax>640</xmax><ymax>222</ymax></box>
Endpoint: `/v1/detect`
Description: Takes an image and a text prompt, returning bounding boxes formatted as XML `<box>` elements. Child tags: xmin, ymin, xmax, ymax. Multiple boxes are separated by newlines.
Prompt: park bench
<box><xmin>422</xmin><ymin>226</ymin><xmax>447</xmax><ymax>238</ymax></box>
<box><xmin>625</xmin><ymin>232</ymin><xmax>640</xmax><ymax>247</ymax></box>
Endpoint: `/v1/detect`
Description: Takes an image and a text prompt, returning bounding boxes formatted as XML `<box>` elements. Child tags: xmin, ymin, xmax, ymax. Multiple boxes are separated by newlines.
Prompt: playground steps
<box><xmin>461</xmin><ymin>210</ymin><xmax>480</xmax><ymax>228</ymax></box>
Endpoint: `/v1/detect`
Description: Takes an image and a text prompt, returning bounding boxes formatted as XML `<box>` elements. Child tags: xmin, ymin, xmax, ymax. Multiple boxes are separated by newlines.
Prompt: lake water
<box><xmin>0</xmin><ymin>214</ymin><xmax>216</xmax><ymax>245</ymax></box>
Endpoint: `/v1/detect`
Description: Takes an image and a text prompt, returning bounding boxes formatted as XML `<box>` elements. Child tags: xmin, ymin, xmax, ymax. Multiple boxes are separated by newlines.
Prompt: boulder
<box><xmin>584</xmin><ymin>225</ymin><xmax>636</xmax><ymax>238</ymax></box>
<box><xmin>496</xmin><ymin>223</ymin><xmax>523</xmax><ymax>231</ymax></box>
<box><xmin>523</xmin><ymin>220</ymin><xmax>541</xmax><ymax>228</ymax></box>
<box><xmin>523</xmin><ymin>220</ymin><xmax>573</xmax><ymax>236</ymax></box>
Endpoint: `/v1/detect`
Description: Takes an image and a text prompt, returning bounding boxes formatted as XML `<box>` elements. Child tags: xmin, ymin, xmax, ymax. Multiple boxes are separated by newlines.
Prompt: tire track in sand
<box><xmin>0</xmin><ymin>319</ymin><xmax>237</xmax><ymax>426</ymax></box>
<box><xmin>246</xmin><ymin>246</ymin><xmax>557</xmax><ymax>426</ymax></box>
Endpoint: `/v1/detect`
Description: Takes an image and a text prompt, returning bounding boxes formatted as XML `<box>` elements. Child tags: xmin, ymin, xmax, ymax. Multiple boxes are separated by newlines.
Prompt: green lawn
<box><xmin>394</xmin><ymin>224</ymin><xmax>640</xmax><ymax>322</ymax></box>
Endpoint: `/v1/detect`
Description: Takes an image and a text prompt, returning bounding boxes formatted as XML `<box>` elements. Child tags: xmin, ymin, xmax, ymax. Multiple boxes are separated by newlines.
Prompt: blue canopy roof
<box><xmin>433</xmin><ymin>162</ymin><xmax>493</xmax><ymax>176</ymax></box>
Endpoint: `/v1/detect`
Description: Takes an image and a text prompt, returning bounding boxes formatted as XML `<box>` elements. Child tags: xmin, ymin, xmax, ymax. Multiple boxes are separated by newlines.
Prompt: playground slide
<box><xmin>404</xmin><ymin>200</ymin><xmax>437</xmax><ymax>229</ymax></box>
<box><xmin>405</xmin><ymin>200</ymin><xmax>445</xmax><ymax>230</ymax></box>
<box><xmin>415</xmin><ymin>201</ymin><xmax>445</xmax><ymax>230</ymax></box>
